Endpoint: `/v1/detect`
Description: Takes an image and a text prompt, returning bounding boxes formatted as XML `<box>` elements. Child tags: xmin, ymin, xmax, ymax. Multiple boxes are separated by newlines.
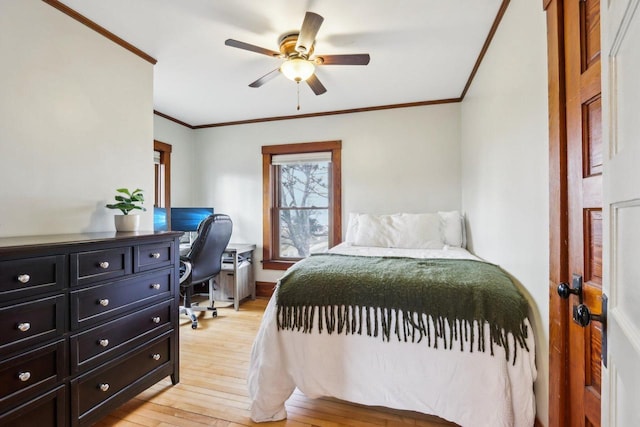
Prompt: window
<box><xmin>262</xmin><ymin>141</ymin><xmax>341</xmax><ymax>270</ymax></box>
<box><xmin>154</xmin><ymin>140</ymin><xmax>172</xmax><ymax>231</ymax></box>
<box><xmin>153</xmin><ymin>140</ymin><xmax>172</xmax><ymax>209</ymax></box>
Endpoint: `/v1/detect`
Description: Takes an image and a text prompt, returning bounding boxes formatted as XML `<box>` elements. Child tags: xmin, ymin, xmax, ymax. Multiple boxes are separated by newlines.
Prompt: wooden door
<box><xmin>565</xmin><ymin>0</ymin><xmax>603</xmax><ymax>425</ymax></box>
<box><xmin>546</xmin><ymin>0</ymin><xmax>603</xmax><ymax>425</ymax></box>
<box><xmin>601</xmin><ymin>0</ymin><xmax>640</xmax><ymax>425</ymax></box>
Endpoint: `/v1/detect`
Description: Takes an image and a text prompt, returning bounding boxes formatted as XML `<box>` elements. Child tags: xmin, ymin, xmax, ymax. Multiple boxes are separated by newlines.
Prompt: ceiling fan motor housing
<box><xmin>278</xmin><ymin>33</ymin><xmax>314</xmax><ymax>58</ymax></box>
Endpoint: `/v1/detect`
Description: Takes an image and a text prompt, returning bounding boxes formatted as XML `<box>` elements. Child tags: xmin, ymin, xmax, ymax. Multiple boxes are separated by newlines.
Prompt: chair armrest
<box><xmin>179</xmin><ymin>259</ymin><xmax>192</xmax><ymax>284</ymax></box>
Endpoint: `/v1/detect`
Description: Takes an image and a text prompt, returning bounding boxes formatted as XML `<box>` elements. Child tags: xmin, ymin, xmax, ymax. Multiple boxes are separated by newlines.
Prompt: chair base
<box><xmin>179</xmin><ymin>279</ymin><xmax>219</xmax><ymax>329</ymax></box>
<box><xmin>179</xmin><ymin>303</ymin><xmax>218</xmax><ymax>329</ymax></box>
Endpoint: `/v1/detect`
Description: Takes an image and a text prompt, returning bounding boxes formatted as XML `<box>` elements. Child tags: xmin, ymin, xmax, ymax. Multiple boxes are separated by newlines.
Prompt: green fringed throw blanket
<box><xmin>276</xmin><ymin>253</ymin><xmax>530</xmax><ymax>363</ymax></box>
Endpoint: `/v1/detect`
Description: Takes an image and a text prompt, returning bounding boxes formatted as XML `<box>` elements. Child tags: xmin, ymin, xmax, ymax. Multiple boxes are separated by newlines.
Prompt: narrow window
<box><xmin>262</xmin><ymin>141</ymin><xmax>341</xmax><ymax>270</ymax></box>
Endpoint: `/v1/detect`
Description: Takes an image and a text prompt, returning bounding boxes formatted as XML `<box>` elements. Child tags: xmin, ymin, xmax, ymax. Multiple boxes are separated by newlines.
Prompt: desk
<box><xmin>218</xmin><ymin>243</ymin><xmax>256</xmax><ymax>311</ymax></box>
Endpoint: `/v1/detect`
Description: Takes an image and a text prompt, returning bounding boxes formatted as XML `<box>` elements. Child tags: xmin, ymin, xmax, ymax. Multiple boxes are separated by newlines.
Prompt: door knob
<box><xmin>573</xmin><ymin>294</ymin><xmax>608</xmax><ymax>367</ymax></box>
<box><xmin>557</xmin><ymin>274</ymin><xmax>583</xmax><ymax>302</ymax></box>
<box><xmin>573</xmin><ymin>304</ymin><xmax>604</xmax><ymax>327</ymax></box>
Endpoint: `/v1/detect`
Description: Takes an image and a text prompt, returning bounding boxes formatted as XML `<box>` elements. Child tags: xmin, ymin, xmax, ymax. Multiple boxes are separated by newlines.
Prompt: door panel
<box><xmin>580</xmin><ymin>0</ymin><xmax>601</xmax><ymax>70</ymax></box>
<box><xmin>601</xmin><ymin>0</ymin><xmax>640</xmax><ymax>425</ymax></box>
<box><xmin>584</xmin><ymin>96</ymin><xmax>603</xmax><ymax>176</ymax></box>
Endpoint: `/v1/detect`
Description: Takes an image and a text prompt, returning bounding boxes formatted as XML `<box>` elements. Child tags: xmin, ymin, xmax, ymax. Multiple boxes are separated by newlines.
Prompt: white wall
<box><xmin>460</xmin><ymin>0</ymin><xmax>549</xmax><ymax>424</ymax></box>
<box><xmin>191</xmin><ymin>104</ymin><xmax>462</xmax><ymax>283</ymax></box>
<box><xmin>153</xmin><ymin>115</ymin><xmax>196</xmax><ymax>207</ymax></box>
<box><xmin>0</xmin><ymin>0</ymin><xmax>155</xmax><ymax>236</ymax></box>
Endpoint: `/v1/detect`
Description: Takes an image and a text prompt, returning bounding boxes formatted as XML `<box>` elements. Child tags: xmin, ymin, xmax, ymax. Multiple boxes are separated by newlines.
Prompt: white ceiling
<box><xmin>58</xmin><ymin>0</ymin><xmax>503</xmax><ymax>127</ymax></box>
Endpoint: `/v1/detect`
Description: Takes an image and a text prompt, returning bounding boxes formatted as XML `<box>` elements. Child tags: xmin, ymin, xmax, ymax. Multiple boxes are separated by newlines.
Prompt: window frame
<box><xmin>262</xmin><ymin>141</ymin><xmax>342</xmax><ymax>270</ymax></box>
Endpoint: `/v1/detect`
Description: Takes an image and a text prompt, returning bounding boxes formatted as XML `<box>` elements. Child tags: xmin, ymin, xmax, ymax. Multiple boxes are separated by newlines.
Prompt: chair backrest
<box><xmin>185</xmin><ymin>214</ymin><xmax>232</xmax><ymax>285</ymax></box>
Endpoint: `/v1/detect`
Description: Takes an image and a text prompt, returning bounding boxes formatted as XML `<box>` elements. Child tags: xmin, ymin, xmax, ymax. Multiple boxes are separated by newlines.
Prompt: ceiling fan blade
<box><xmin>249</xmin><ymin>68</ymin><xmax>281</xmax><ymax>88</ymax></box>
<box><xmin>306</xmin><ymin>74</ymin><xmax>327</xmax><ymax>95</ymax></box>
<box><xmin>225</xmin><ymin>39</ymin><xmax>281</xmax><ymax>57</ymax></box>
<box><xmin>316</xmin><ymin>54</ymin><xmax>370</xmax><ymax>66</ymax></box>
<box><xmin>295</xmin><ymin>12</ymin><xmax>324</xmax><ymax>55</ymax></box>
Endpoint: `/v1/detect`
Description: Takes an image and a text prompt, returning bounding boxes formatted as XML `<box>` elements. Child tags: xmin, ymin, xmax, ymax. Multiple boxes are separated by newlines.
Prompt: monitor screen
<box><xmin>153</xmin><ymin>207</ymin><xmax>168</xmax><ymax>232</ymax></box>
<box><xmin>170</xmin><ymin>207</ymin><xmax>214</xmax><ymax>232</ymax></box>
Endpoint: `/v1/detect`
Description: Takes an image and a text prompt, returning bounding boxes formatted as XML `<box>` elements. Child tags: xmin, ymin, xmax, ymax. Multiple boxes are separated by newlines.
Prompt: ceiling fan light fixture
<box><xmin>280</xmin><ymin>57</ymin><xmax>315</xmax><ymax>82</ymax></box>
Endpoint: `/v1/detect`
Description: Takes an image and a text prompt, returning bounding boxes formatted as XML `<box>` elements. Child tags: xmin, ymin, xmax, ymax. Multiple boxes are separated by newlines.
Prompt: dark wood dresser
<box><xmin>0</xmin><ymin>231</ymin><xmax>182</xmax><ymax>426</ymax></box>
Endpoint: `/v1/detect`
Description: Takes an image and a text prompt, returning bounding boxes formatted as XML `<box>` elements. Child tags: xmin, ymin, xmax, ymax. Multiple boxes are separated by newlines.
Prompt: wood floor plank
<box><xmin>97</xmin><ymin>299</ymin><xmax>456</xmax><ymax>427</ymax></box>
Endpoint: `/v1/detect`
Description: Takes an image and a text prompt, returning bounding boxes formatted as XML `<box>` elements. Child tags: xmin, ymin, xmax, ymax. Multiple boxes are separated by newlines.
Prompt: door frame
<box><xmin>545</xmin><ymin>0</ymin><xmax>570</xmax><ymax>425</ymax></box>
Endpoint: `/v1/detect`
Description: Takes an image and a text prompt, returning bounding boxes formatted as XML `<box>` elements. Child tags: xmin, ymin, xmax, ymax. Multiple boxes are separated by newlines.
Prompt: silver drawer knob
<box><xmin>151</xmin><ymin>252</ymin><xmax>161</xmax><ymax>259</ymax></box>
<box><xmin>17</xmin><ymin>322</ymin><xmax>31</xmax><ymax>332</ymax></box>
<box><xmin>99</xmin><ymin>298</ymin><xmax>109</xmax><ymax>307</ymax></box>
<box><xmin>99</xmin><ymin>339</ymin><xmax>109</xmax><ymax>347</ymax></box>
<box><xmin>152</xmin><ymin>316</ymin><xmax>161</xmax><ymax>324</ymax></box>
<box><xmin>99</xmin><ymin>383</ymin><xmax>110</xmax><ymax>392</ymax></box>
<box><xmin>152</xmin><ymin>353</ymin><xmax>161</xmax><ymax>361</ymax></box>
<box><xmin>151</xmin><ymin>283</ymin><xmax>161</xmax><ymax>290</ymax></box>
<box><xmin>17</xmin><ymin>274</ymin><xmax>30</xmax><ymax>284</ymax></box>
<box><xmin>18</xmin><ymin>372</ymin><xmax>31</xmax><ymax>382</ymax></box>
<box><xmin>99</xmin><ymin>261</ymin><xmax>109</xmax><ymax>269</ymax></box>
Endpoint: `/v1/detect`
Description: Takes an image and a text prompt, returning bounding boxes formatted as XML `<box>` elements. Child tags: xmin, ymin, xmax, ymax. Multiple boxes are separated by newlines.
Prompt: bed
<box><xmin>248</xmin><ymin>212</ymin><xmax>537</xmax><ymax>427</ymax></box>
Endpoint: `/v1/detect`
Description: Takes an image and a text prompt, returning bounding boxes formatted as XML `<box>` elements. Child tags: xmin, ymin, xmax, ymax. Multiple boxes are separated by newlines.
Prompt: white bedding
<box><xmin>248</xmin><ymin>245</ymin><xmax>537</xmax><ymax>426</ymax></box>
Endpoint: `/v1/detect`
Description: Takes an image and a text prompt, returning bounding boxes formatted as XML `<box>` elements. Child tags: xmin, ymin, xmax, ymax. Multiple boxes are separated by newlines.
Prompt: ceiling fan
<box><xmin>224</xmin><ymin>11</ymin><xmax>370</xmax><ymax>96</ymax></box>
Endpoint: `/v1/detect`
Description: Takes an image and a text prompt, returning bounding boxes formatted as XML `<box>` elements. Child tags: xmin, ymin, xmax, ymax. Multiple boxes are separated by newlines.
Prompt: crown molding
<box><xmin>153</xmin><ymin>110</ymin><xmax>195</xmax><ymax>129</ymax></box>
<box><xmin>154</xmin><ymin>98</ymin><xmax>462</xmax><ymax>129</ymax></box>
<box><xmin>460</xmin><ymin>0</ymin><xmax>510</xmax><ymax>99</ymax></box>
<box><xmin>191</xmin><ymin>98</ymin><xmax>462</xmax><ymax>129</ymax></box>
<box><xmin>42</xmin><ymin>0</ymin><xmax>157</xmax><ymax>65</ymax></box>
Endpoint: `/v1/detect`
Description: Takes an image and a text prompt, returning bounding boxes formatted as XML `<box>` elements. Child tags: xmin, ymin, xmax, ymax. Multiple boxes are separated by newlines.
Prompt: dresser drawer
<box><xmin>135</xmin><ymin>241</ymin><xmax>175</xmax><ymax>272</ymax></box>
<box><xmin>0</xmin><ymin>385</ymin><xmax>66</xmax><ymax>427</ymax></box>
<box><xmin>71</xmin><ymin>332</ymin><xmax>173</xmax><ymax>422</ymax></box>
<box><xmin>0</xmin><ymin>340</ymin><xmax>66</xmax><ymax>413</ymax></box>
<box><xmin>0</xmin><ymin>256</ymin><xmax>64</xmax><ymax>302</ymax></box>
<box><xmin>70</xmin><ymin>268</ymin><xmax>172</xmax><ymax>330</ymax></box>
<box><xmin>70</xmin><ymin>247</ymin><xmax>132</xmax><ymax>287</ymax></box>
<box><xmin>70</xmin><ymin>300</ymin><xmax>173</xmax><ymax>373</ymax></box>
<box><xmin>0</xmin><ymin>295</ymin><xmax>65</xmax><ymax>354</ymax></box>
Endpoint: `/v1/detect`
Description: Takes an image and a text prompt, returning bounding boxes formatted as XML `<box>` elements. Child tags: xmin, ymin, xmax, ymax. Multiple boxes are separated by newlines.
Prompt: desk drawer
<box><xmin>70</xmin><ymin>268</ymin><xmax>172</xmax><ymax>330</ymax></box>
<box><xmin>72</xmin><ymin>332</ymin><xmax>173</xmax><ymax>420</ymax></box>
<box><xmin>0</xmin><ymin>340</ymin><xmax>65</xmax><ymax>413</ymax></box>
<box><xmin>71</xmin><ymin>247</ymin><xmax>132</xmax><ymax>287</ymax></box>
<box><xmin>135</xmin><ymin>241</ymin><xmax>174</xmax><ymax>272</ymax></box>
<box><xmin>70</xmin><ymin>300</ymin><xmax>172</xmax><ymax>373</ymax></box>
<box><xmin>0</xmin><ymin>256</ymin><xmax>64</xmax><ymax>302</ymax></box>
<box><xmin>0</xmin><ymin>295</ymin><xmax>65</xmax><ymax>354</ymax></box>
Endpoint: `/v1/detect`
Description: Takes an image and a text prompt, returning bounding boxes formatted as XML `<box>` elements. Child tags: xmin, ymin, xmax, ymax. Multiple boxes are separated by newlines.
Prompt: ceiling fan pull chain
<box><xmin>297</xmin><ymin>82</ymin><xmax>301</xmax><ymax>111</ymax></box>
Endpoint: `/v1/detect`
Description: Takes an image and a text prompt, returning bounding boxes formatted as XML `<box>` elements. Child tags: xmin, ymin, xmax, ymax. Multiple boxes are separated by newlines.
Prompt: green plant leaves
<box><xmin>105</xmin><ymin>188</ymin><xmax>146</xmax><ymax>215</ymax></box>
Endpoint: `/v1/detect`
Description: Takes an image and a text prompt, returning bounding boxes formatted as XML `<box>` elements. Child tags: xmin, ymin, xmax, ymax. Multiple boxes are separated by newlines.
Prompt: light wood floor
<box><xmin>94</xmin><ymin>298</ymin><xmax>457</xmax><ymax>427</ymax></box>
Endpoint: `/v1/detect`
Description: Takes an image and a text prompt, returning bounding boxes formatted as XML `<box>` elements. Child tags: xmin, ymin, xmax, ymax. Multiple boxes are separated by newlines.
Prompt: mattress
<box><xmin>248</xmin><ymin>244</ymin><xmax>537</xmax><ymax>426</ymax></box>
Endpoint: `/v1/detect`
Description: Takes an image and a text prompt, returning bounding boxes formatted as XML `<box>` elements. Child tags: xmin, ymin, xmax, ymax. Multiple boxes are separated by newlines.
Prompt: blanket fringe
<box><xmin>277</xmin><ymin>304</ymin><xmax>528</xmax><ymax>364</ymax></box>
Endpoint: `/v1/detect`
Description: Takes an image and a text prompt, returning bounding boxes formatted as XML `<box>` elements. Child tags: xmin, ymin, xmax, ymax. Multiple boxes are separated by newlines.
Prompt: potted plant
<box><xmin>106</xmin><ymin>188</ymin><xmax>146</xmax><ymax>231</ymax></box>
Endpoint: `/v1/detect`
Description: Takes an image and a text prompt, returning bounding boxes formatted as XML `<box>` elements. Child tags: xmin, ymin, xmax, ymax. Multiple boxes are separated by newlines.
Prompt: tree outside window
<box><xmin>277</xmin><ymin>161</ymin><xmax>330</xmax><ymax>258</ymax></box>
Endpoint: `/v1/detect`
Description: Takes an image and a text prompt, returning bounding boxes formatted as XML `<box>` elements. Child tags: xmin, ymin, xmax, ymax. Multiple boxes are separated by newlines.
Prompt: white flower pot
<box><xmin>114</xmin><ymin>214</ymin><xmax>140</xmax><ymax>232</ymax></box>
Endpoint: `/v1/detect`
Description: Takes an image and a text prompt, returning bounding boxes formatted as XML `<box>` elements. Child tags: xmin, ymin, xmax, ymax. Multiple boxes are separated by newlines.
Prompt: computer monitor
<box><xmin>153</xmin><ymin>207</ymin><xmax>168</xmax><ymax>231</ymax></box>
<box><xmin>170</xmin><ymin>207</ymin><xmax>214</xmax><ymax>232</ymax></box>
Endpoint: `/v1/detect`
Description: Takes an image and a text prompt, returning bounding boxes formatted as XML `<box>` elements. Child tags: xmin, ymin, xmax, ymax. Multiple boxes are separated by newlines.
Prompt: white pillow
<box><xmin>394</xmin><ymin>213</ymin><xmax>444</xmax><ymax>249</ymax></box>
<box><xmin>353</xmin><ymin>213</ymin><xmax>445</xmax><ymax>249</ymax></box>
<box><xmin>344</xmin><ymin>212</ymin><xmax>361</xmax><ymax>244</ymax></box>
<box><xmin>438</xmin><ymin>210</ymin><xmax>464</xmax><ymax>247</ymax></box>
<box><xmin>352</xmin><ymin>213</ymin><xmax>396</xmax><ymax>247</ymax></box>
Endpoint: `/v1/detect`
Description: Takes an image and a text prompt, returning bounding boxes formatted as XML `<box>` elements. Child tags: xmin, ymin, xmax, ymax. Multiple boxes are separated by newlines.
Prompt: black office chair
<box><xmin>179</xmin><ymin>214</ymin><xmax>232</xmax><ymax>329</ymax></box>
